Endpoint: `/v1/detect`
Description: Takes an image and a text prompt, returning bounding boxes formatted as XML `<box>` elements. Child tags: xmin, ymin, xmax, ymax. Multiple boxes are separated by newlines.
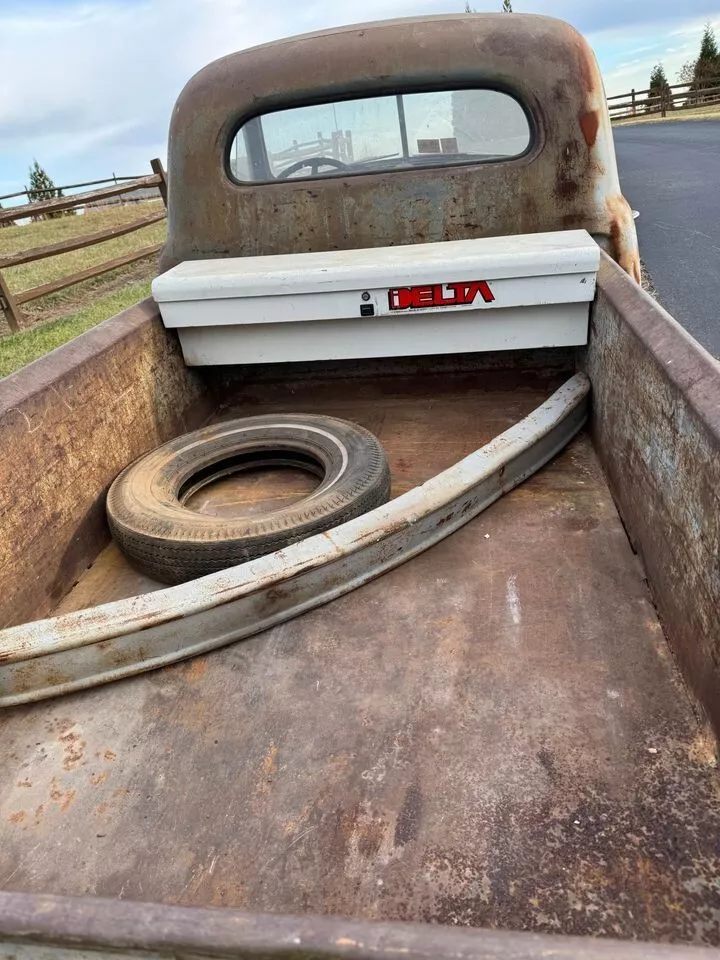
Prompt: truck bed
<box><xmin>1</xmin><ymin>368</ymin><xmax>718</xmax><ymax>944</ymax></box>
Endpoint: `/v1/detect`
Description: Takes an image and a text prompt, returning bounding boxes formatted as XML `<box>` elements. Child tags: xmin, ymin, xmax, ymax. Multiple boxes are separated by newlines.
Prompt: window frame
<box><xmin>225</xmin><ymin>84</ymin><xmax>536</xmax><ymax>186</ymax></box>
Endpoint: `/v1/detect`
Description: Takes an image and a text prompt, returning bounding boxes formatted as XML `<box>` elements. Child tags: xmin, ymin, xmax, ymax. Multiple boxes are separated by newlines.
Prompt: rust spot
<box><xmin>336</xmin><ymin>804</ymin><xmax>388</xmax><ymax>860</ymax></box>
<box><xmin>208</xmin><ymin>880</ymin><xmax>248</xmax><ymax>907</ymax></box>
<box><xmin>16</xmin><ymin>779</ymin><xmax>32</xmax><ymax>788</ymax></box>
<box><xmin>355</xmin><ymin>817</ymin><xmax>386</xmax><ymax>858</ymax></box>
<box><xmin>283</xmin><ymin>802</ymin><xmax>313</xmax><ymax>836</ymax></box>
<box><xmin>689</xmin><ymin>729</ymin><xmax>718</xmax><ymax>768</ymax></box>
<box><xmin>90</xmin><ymin>772</ymin><xmax>108</xmax><ymax>785</ymax></box>
<box><xmin>186</xmin><ymin>657</ymin><xmax>208</xmax><ymax>682</ymax></box>
<box><xmin>103</xmin><ymin>750</ymin><xmax>116</xmax><ymax>762</ymax></box>
<box><xmin>262</xmin><ymin>742</ymin><xmax>278</xmax><ymax>779</ymax></box>
<box><xmin>605</xmin><ymin>194</ymin><xmax>641</xmax><ymax>282</ymax></box>
<box><xmin>59</xmin><ymin>729</ymin><xmax>86</xmax><ymax>770</ymax></box>
<box><xmin>579</xmin><ymin>109</ymin><xmax>599</xmax><ymax>147</ymax></box>
<box><xmin>8</xmin><ymin>810</ymin><xmax>26</xmax><ymax>824</ymax></box>
<box><xmin>49</xmin><ymin>780</ymin><xmax>76</xmax><ymax>812</ymax></box>
<box><xmin>252</xmin><ymin>740</ymin><xmax>279</xmax><ymax>804</ymax></box>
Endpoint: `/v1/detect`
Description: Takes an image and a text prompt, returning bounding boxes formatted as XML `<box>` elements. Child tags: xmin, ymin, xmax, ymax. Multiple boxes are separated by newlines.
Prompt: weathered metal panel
<box><xmin>0</xmin><ymin>374</ymin><xmax>588</xmax><ymax>704</ymax></box>
<box><xmin>584</xmin><ymin>253</ymin><xmax>720</xmax><ymax>735</ymax></box>
<box><xmin>1</xmin><ymin>892</ymin><xmax>720</xmax><ymax>960</ymax></box>
<box><xmin>0</xmin><ymin>371</ymin><xmax>718</xmax><ymax>943</ymax></box>
<box><xmin>161</xmin><ymin>15</ymin><xmax>639</xmax><ymax>281</ymax></box>
<box><xmin>0</xmin><ymin>300</ymin><xmax>213</xmax><ymax>629</ymax></box>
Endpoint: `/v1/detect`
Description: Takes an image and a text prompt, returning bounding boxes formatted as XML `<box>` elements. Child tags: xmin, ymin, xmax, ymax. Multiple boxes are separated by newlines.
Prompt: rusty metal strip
<box><xmin>0</xmin><ymin>374</ymin><xmax>589</xmax><ymax>706</ymax></box>
<box><xmin>0</xmin><ymin>889</ymin><xmax>717</xmax><ymax>960</ymax></box>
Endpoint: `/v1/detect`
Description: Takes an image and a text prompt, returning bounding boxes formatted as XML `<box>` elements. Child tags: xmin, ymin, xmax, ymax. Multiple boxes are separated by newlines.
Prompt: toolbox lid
<box><xmin>152</xmin><ymin>231</ymin><xmax>599</xmax><ymax>303</ymax></box>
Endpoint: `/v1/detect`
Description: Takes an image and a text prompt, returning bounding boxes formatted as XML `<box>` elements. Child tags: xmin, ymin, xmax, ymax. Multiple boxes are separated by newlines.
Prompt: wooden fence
<box><xmin>608</xmin><ymin>76</ymin><xmax>720</xmax><ymax>120</ymax></box>
<box><xmin>0</xmin><ymin>159</ymin><xmax>167</xmax><ymax>333</ymax></box>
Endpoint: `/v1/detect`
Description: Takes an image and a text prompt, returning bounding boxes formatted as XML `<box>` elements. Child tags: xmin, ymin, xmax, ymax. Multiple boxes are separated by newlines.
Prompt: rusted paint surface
<box><xmin>0</xmin><ymin>372</ymin><xmax>717</xmax><ymax>943</ymax></box>
<box><xmin>579</xmin><ymin>109</ymin><xmax>600</xmax><ymax>148</ymax></box>
<box><xmin>604</xmin><ymin>194</ymin><xmax>641</xmax><ymax>283</ymax></box>
<box><xmin>160</xmin><ymin>14</ymin><xmax>638</xmax><ymax>276</ymax></box>
<box><xmin>2</xmin><ymin>894</ymin><xmax>720</xmax><ymax>960</ymax></box>
<box><xmin>0</xmin><ymin>299</ymin><xmax>212</xmax><ymax>630</ymax></box>
<box><xmin>584</xmin><ymin>253</ymin><xmax>720</xmax><ymax>737</ymax></box>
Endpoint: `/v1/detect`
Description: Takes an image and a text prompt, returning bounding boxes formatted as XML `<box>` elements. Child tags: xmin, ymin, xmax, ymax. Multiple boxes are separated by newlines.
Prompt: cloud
<box><xmin>0</xmin><ymin>0</ymin><xmax>719</xmax><ymax>192</ymax></box>
<box><xmin>516</xmin><ymin>0</ymin><xmax>720</xmax><ymax>34</ymax></box>
<box><xmin>0</xmin><ymin>0</ymin><xmax>269</xmax><ymax>190</ymax></box>
<box><xmin>590</xmin><ymin>12</ymin><xmax>720</xmax><ymax>94</ymax></box>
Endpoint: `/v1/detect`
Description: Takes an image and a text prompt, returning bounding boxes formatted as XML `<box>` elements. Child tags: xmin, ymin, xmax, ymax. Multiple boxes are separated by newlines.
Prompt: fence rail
<box><xmin>0</xmin><ymin>211</ymin><xmax>167</xmax><ymax>270</ymax></box>
<box><xmin>608</xmin><ymin>76</ymin><xmax>720</xmax><ymax>119</ymax></box>
<box><xmin>0</xmin><ymin>175</ymin><xmax>146</xmax><ymax>205</ymax></box>
<box><xmin>0</xmin><ymin>159</ymin><xmax>167</xmax><ymax>334</ymax></box>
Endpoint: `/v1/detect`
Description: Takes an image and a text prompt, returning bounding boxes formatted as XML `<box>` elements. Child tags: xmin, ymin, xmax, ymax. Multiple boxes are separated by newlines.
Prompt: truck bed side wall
<box><xmin>586</xmin><ymin>254</ymin><xmax>720</xmax><ymax>735</ymax></box>
<box><xmin>0</xmin><ymin>301</ymin><xmax>212</xmax><ymax>629</ymax></box>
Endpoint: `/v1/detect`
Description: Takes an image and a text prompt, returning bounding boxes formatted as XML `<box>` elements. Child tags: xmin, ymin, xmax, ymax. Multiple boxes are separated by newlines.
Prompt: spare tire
<box><xmin>107</xmin><ymin>414</ymin><xmax>391</xmax><ymax>584</ymax></box>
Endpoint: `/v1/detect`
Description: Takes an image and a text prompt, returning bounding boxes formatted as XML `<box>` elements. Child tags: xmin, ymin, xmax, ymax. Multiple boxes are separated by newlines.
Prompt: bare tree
<box><xmin>677</xmin><ymin>59</ymin><xmax>696</xmax><ymax>84</ymax></box>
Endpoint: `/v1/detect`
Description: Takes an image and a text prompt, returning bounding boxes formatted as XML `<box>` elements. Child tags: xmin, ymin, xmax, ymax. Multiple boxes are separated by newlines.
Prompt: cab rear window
<box><xmin>229</xmin><ymin>89</ymin><xmax>531</xmax><ymax>183</ymax></box>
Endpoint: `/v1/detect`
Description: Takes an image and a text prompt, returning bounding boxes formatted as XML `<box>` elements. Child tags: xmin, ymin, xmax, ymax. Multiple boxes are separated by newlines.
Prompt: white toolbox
<box><xmin>152</xmin><ymin>230</ymin><xmax>599</xmax><ymax>366</ymax></box>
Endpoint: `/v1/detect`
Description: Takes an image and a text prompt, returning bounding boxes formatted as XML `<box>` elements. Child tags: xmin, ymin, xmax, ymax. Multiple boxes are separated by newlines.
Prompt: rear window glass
<box><xmin>229</xmin><ymin>89</ymin><xmax>531</xmax><ymax>183</ymax></box>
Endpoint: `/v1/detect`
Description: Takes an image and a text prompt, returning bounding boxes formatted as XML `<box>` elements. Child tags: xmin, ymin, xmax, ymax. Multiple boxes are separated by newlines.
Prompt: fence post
<box><xmin>631</xmin><ymin>89</ymin><xmax>636</xmax><ymax>116</ymax></box>
<box><xmin>0</xmin><ymin>270</ymin><xmax>23</xmax><ymax>332</ymax></box>
<box><xmin>150</xmin><ymin>158</ymin><xmax>168</xmax><ymax>208</ymax></box>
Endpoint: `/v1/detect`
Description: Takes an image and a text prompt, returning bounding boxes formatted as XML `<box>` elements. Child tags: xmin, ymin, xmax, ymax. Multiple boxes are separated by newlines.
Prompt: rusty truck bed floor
<box><xmin>1</xmin><ymin>372</ymin><xmax>718</xmax><ymax>945</ymax></box>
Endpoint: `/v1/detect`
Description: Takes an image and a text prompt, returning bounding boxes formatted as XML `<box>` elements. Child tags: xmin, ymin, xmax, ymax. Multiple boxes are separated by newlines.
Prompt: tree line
<box><xmin>649</xmin><ymin>23</ymin><xmax>720</xmax><ymax>111</ymax></box>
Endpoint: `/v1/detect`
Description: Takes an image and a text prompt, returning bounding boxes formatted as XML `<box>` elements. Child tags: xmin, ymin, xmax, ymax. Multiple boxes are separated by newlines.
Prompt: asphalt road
<box><xmin>613</xmin><ymin>120</ymin><xmax>720</xmax><ymax>356</ymax></box>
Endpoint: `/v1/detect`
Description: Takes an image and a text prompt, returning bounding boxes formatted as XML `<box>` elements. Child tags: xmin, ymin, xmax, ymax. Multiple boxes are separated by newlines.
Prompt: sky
<box><xmin>0</xmin><ymin>0</ymin><xmax>719</xmax><ymax>200</ymax></box>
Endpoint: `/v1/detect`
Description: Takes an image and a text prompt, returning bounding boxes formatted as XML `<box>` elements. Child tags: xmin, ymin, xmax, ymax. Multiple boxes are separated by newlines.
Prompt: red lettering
<box><xmin>415</xmin><ymin>286</ymin><xmax>434</xmax><ymax>306</ymax></box>
<box><xmin>444</xmin><ymin>282</ymin><xmax>467</xmax><ymax>303</ymax></box>
<box><xmin>388</xmin><ymin>288</ymin><xmax>413</xmax><ymax>309</ymax></box>
<box><xmin>435</xmin><ymin>283</ymin><xmax>457</xmax><ymax>305</ymax></box>
<box><xmin>465</xmin><ymin>280</ymin><xmax>495</xmax><ymax>304</ymax></box>
<box><xmin>388</xmin><ymin>280</ymin><xmax>494</xmax><ymax>310</ymax></box>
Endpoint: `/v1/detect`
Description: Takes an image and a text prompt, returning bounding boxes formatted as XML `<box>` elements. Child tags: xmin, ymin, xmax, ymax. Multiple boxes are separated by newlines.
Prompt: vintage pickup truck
<box><xmin>1</xmin><ymin>13</ymin><xmax>719</xmax><ymax>960</ymax></box>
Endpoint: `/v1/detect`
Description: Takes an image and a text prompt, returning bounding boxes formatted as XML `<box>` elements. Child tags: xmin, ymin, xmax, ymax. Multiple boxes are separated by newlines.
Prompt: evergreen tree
<box><xmin>24</xmin><ymin>160</ymin><xmax>70</xmax><ymax>219</ymax></box>
<box><xmin>648</xmin><ymin>63</ymin><xmax>672</xmax><ymax>112</ymax></box>
<box><xmin>26</xmin><ymin>160</ymin><xmax>56</xmax><ymax>203</ymax></box>
<box><xmin>690</xmin><ymin>24</ymin><xmax>720</xmax><ymax>100</ymax></box>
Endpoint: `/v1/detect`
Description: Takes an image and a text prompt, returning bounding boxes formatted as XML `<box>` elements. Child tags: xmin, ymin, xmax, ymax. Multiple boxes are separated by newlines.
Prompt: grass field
<box><xmin>0</xmin><ymin>200</ymin><xmax>166</xmax><ymax>377</ymax></box>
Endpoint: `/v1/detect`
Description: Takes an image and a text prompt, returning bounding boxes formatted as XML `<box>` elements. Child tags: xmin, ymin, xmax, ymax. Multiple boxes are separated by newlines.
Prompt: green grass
<box><xmin>0</xmin><ymin>202</ymin><xmax>166</xmax><ymax>300</ymax></box>
<box><xmin>0</xmin><ymin>200</ymin><xmax>166</xmax><ymax>374</ymax></box>
<box><xmin>0</xmin><ymin>279</ymin><xmax>152</xmax><ymax>378</ymax></box>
